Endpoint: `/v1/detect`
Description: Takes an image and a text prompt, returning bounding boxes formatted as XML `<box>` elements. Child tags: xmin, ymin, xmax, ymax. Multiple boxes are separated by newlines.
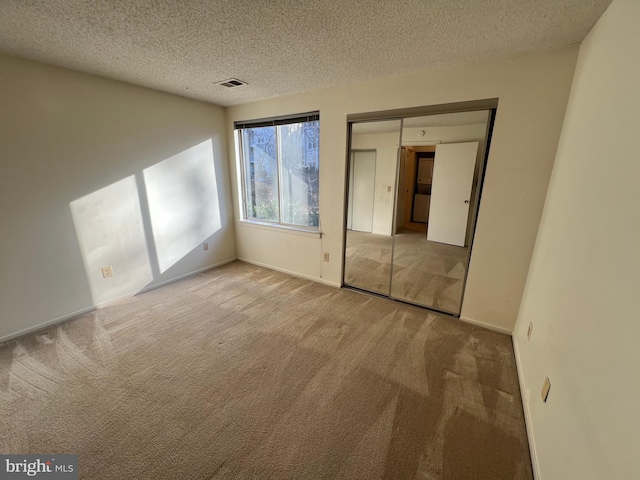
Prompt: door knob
<box><xmin>464</xmin><ymin>200</ymin><xmax>469</xmax><ymax>204</ymax></box>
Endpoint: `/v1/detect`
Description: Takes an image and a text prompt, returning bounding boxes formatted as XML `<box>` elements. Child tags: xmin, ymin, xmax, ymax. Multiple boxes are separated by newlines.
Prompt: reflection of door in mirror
<box><xmin>343</xmin><ymin>120</ymin><xmax>401</xmax><ymax>295</ymax></box>
<box><xmin>428</xmin><ymin>142</ymin><xmax>478</xmax><ymax>247</ymax></box>
<box><xmin>347</xmin><ymin>150</ymin><xmax>376</xmax><ymax>232</ymax></box>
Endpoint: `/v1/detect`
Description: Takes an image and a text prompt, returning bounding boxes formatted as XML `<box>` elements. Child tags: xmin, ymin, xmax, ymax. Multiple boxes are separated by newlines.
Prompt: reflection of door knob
<box><xmin>464</xmin><ymin>200</ymin><xmax>469</xmax><ymax>204</ymax></box>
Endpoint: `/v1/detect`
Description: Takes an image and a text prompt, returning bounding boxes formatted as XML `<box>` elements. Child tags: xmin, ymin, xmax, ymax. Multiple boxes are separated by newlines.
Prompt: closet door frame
<box><xmin>341</xmin><ymin>99</ymin><xmax>498</xmax><ymax>318</ymax></box>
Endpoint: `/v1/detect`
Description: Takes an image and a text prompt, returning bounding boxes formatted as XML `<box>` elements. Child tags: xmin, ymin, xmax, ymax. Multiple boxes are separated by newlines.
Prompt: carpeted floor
<box><xmin>391</xmin><ymin>228</ymin><xmax>468</xmax><ymax>314</ymax></box>
<box><xmin>344</xmin><ymin>230</ymin><xmax>393</xmax><ymax>295</ymax></box>
<box><xmin>344</xmin><ymin>229</ymin><xmax>468</xmax><ymax>313</ymax></box>
<box><xmin>0</xmin><ymin>261</ymin><xmax>533</xmax><ymax>479</ymax></box>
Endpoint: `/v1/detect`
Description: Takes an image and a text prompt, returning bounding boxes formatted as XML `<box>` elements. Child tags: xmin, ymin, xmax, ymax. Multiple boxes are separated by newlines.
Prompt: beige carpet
<box><xmin>344</xmin><ymin>230</ymin><xmax>393</xmax><ymax>295</ymax></box>
<box><xmin>391</xmin><ymin>228</ymin><xmax>469</xmax><ymax>314</ymax></box>
<box><xmin>345</xmin><ymin>229</ymin><xmax>469</xmax><ymax>313</ymax></box>
<box><xmin>0</xmin><ymin>261</ymin><xmax>533</xmax><ymax>479</ymax></box>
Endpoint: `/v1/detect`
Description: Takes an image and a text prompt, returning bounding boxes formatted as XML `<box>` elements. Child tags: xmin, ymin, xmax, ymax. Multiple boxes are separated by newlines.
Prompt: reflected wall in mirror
<box><xmin>344</xmin><ymin>120</ymin><xmax>401</xmax><ymax>295</ymax></box>
<box><xmin>390</xmin><ymin>111</ymin><xmax>490</xmax><ymax>313</ymax></box>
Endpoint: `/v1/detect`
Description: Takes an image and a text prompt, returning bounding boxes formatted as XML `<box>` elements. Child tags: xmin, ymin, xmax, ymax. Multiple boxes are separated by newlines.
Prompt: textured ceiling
<box><xmin>0</xmin><ymin>0</ymin><xmax>611</xmax><ymax>107</ymax></box>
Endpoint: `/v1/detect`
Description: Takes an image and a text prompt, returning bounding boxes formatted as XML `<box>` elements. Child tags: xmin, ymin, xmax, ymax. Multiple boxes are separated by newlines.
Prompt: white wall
<box><xmin>227</xmin><ymin>47</ymin><xmax>578</xmax><ymax>331</ymax></box>
<box><xmin>0</xmin><ymin>53</ymin><xmax>236</xmax><ymax>341</ymax></box>
<box><xmin>514</xmin><ymin>1</ymin><xmax>639</xmax><ymax>477</ymax></box>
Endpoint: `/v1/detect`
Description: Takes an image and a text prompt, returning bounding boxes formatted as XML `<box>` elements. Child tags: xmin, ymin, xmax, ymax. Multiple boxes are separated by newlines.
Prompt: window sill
<box><xmin>236</xmin><ymin>220</ymin><xmax>322</xmax><ymax>239</ymax></box>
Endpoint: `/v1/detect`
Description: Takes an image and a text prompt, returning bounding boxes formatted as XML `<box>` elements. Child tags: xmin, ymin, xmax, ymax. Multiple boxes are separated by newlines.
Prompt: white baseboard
<box><xmin>0</xmin><ymin>258</ymin><xmax>237</xmax><ymax>345</ymax></box>
<box><xmin>513</xmin><ymin>336</ymin><xmax>540</xmax><ymax>479</ymax></box>
<box><xmin>0</xmin><ymin>305</ymin><xmax>97</xmax><ymax>345</ymax></box>
<box><xmin>91</xmin><ymin>257</ymin><xmax>238</xmax><ymax>309</ymax></box>
<box><xmin>237</xmin><ymin>257</ymin><xmax>340</xmax><ymax>288</ymax></box>
<box><xmin>136</xmin><ymin>258</ymin><xmax>237</xmax><ymax>296</ymax></box>
<box><xmin>458</xmin><ymin>315</ymin><xmax>513</xmax><ymax>335</ymax></box>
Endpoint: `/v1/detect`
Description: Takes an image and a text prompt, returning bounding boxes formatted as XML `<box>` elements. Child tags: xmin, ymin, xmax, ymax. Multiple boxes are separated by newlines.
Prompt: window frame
<box><xmin>235</xmin><ymin>112</ymin><xmax>320</xmax><ymax>232</ymax></box>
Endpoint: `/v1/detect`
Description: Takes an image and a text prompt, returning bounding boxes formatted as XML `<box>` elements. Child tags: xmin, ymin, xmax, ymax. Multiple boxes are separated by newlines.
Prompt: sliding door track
<box><xmin>341</xmin><ymin>284</ymin><xmax>460</xmax><ymax>319</ymax></box>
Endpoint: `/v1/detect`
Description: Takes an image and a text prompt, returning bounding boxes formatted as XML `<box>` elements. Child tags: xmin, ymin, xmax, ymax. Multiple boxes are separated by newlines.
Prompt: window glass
<box><xmin>279</xmin><ymin>120</ymin><xmax>319</xmax><ymax>227</ymax></box>
<box><xmin>241</xmin><ymin>126</ymin><xmax>278</xmax><ymax>222</ymax></box>
<box><xmin>238</xmin><ymin>114</ymin><xmax>319</xmax><ymax>229</ymax></box>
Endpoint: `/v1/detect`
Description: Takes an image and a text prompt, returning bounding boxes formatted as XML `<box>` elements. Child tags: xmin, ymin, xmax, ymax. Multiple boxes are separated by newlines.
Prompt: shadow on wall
<box><xmin>70</xmin><ymin>139</ymin><xmax>222</xmax><ymax>306</ymax></box>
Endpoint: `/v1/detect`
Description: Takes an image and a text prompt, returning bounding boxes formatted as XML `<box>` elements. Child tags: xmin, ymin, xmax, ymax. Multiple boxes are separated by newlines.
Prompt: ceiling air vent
<box><xmin>217</xmin><ymin>78</ymin><xmax>247</xmax><ymax>88</ymax></box>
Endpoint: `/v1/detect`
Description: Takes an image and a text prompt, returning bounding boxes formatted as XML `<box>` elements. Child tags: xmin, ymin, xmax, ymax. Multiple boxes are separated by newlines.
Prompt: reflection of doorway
<box><xmin>397</xmin><ymin>146</ymin><xmax>436</xmax><ymax>233</ymax></box>
<box><xmin>347</xmin><ymin>150</ymin><xmax>376</xmax><ymax>232</ymax></box>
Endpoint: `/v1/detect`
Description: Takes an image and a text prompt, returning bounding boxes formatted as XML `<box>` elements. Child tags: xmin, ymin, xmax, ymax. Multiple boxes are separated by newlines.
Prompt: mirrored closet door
<box><xmin>343</xmin><ymin>120</ymin><xmax>401</xmax><ymax>295</ymax></box>
<box><xmin>343</xmin><ymin>107</ymin><xmax>494</xmax><ymax>316</ymax></box>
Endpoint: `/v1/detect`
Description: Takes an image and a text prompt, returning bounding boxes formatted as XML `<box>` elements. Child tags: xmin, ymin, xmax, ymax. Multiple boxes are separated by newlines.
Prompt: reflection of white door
<box><xmin>427</xmin><ymin>142</ymin><xmax>478</xmax><ymax>246</ymax></box>
<box><xmin>348</xmin><ymin>150</ymin><xmax>376</xmax><ymax>232</ymax></box>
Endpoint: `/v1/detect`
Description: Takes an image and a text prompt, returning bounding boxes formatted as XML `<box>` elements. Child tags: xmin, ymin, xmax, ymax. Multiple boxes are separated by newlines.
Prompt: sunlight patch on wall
<box><xmin>70</xmin><ymin>176</ymin><xmax>153</xmax><ymax>305</ymax></box>
<box><xmin>143</xmin><ymin>139</ymin><xmax>221</xmax><ymax>273</ymax></box>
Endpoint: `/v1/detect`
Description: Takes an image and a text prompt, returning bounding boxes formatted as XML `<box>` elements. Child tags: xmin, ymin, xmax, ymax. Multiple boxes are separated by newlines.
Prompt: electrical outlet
<box><xmin>203</xmin><ymin>243</ymin><xmax>209</xmax><ymax>251</ymax></box>
<box><xmin>527</xmin><ymin>322</ymin><xmax>533</xmax><ymax>341</ymax></box>
<box><xmin>323</xmin><ymin>252</ymin><xmax>330</xmax><ymax>262</ymax></box>
<box><xmin>101</xmin><ymin>266</ymin><xmax>114</xmax><ymax>278</ymax></box>
<box><xmin>541</xmin><ymin>377</ymin><xmax>551</xmax><ymax>402</ymax></box>
<box><xmin>387</xmin><ymin>185</ymin><xmax>392</xmax><ymax>192</ymax></box>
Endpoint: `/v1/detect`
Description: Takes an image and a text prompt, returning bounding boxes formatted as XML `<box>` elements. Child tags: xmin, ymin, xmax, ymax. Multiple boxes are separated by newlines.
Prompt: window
<box><xmin>236</xmin><ymin>112</ymin><xmax>320</xmax><ymax>229</ymax></box>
